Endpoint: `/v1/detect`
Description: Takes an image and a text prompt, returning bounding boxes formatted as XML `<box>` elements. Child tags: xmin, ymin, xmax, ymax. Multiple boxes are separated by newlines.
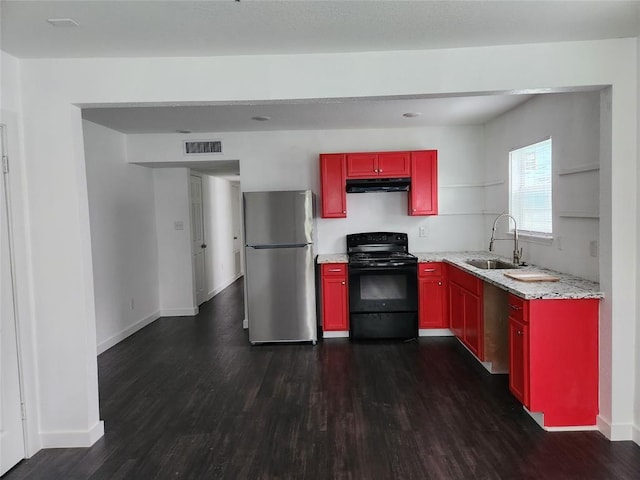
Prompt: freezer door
<box><xmin>245</xmin><ymin>244</ymin><xmax>317</xmax><ymax>343</ymax></box>
<box><xmin>244</xmin><ymin>190</ymin><xmax>313</xmax><ymax>246</ymax></box>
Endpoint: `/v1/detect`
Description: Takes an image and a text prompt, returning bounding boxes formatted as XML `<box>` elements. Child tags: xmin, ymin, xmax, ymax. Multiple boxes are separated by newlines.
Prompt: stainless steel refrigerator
<box><xmin>243</xmin><ymin>190</ymin><xmax>317</xmax><ymax>345</ymax></box>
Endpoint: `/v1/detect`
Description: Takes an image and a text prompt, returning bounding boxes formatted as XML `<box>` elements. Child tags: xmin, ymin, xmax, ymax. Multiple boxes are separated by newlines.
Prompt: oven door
<box><xmin>348</xmin><ymin>264</ymin><xmax>418</xmax><ymax>314</ymax></box>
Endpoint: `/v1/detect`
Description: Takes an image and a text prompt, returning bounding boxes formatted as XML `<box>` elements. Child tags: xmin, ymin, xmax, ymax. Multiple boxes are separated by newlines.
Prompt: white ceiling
<box><xmin>81</xmin><ymin>94</ymin><xmax>538</xmax><ymax>134</ymax></box>
<box><xmin>2</xmin><ymin>1</ymin><xmax>634</xmax><ymax>136</ymax></box>
<box><xmin>2</xmin><ymin>1</ymin><xmax>639</xmax><ymax>59</ymax></box>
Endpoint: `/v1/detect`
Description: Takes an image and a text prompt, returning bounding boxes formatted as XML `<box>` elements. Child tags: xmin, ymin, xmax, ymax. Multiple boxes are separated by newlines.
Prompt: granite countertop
<box><xmin>317</xmin><ymin>253</ymin><xmax>349</xmax><ymax>263</ymax></box>
<box><xmin>414</xmin><ymin>251</ymin><xmax>603</xmax><ymax>300</ymax></box>
<box><xmin>317</xmin><ymin>251</ymin><xmax>602</xmax><ymax>300</ymax></box>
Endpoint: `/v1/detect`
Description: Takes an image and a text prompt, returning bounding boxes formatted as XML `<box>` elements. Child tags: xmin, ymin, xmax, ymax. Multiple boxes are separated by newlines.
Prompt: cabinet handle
<box><xmin>328</xmin><ymin>268</ymin><xmax>341</xmax><ymax>272</ymax></box>
<box><xmin>509</xmin><ymin>304</ymin><xmax>522</xmax><ymax>310</ymax></box>
<box><xmin>438</xmin><ymin>281</ymin><xmax>442</xmax><ymax>286</ymax></box>
<box><xmin>341</xmin><ymin>281</ymin><xmax>345</xmax><ymax>285</ymax></box>
<box><xmin>343</xmin><ymin>210</ymin><xmax>346</xmax><ymax>214</ymax></box>
<box><xmin>379</xmin><ymin>169</ymin><xmax>383</xmax><ymax>173</ymax></box>
<box><xmin>423</xmin><ymin>268</ymin><xmax>436</xmax><ymax>272</ymax></box>
<box><xmin>516</xmin><ymin>330</ymin><xmax>523</xmax><ymax>336</ymax></box>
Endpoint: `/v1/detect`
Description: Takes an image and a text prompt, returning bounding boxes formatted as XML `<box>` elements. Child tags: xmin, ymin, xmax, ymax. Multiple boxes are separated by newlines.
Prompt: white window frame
<box><xmin>508</xmin><ymin>138</ymin><xmax>553</xmax><ymax>239</ymax></box>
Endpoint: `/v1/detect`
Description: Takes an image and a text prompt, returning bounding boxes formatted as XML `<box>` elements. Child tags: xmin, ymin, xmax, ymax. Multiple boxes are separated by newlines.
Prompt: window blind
<box><xmin>509</xmin><ymin>139</ymin><xmax>552</xmax><ymax>235</ymax></box>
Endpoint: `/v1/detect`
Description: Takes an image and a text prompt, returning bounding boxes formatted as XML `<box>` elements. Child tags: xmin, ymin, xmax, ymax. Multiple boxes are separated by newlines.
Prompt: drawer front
<box><xmin>418</xmin><ymin>262</ymin><xmax>444</xmax><ymax>278</ymax></box>
<box><xmin>322</xmin><ymin>263</ymin><xmax>347</xmax><ymax>276</ymax></box>
<box><xmin>448</xmin><ymin>266</ymin><xmax>481</xmax><ymax>296</ymax></box>
<box><xmin>507</xmin><ymin>294</ymin><xmax>529</xmax><ymax>323</ymax></box>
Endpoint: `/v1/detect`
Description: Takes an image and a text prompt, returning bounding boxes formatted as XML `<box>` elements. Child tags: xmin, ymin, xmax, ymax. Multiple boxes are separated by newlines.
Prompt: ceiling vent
<box><xmin>183</xmin><ymin>140</ymin><xmax>223</xmax><ymax>156</ymax></box>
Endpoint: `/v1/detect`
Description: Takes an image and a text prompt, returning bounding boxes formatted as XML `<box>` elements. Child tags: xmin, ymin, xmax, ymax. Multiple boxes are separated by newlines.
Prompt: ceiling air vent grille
<box><xmin>183</xmin><ymin>140</ymin><xmax>223</xmax><ymax>156</ymax></box>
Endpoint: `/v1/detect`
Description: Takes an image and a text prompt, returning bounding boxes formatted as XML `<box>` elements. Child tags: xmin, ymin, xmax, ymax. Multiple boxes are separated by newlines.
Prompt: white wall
<box><xmin>483</xmin><ymin>91</ymin><xmax>601</xmax><ymax>281</ymax></box>
<box><xmin>153</xmin><ymin>168</ymin><xmax>197</xmax><ymax>316</ymax></box>
<box><xmin>83</xmin><ymin>120</ymin><xmax>160</xmax><ymax>353</ymax></box>
<box><xmin>8</xmin><ymin>38</ymin><xmax>638</xmax><ymax>450</ymax></box>
<box><xmin>129</xmin><ymin>126</ymin><xmax>488</xmax><ymax>254</ymax></box>
<box><xmin>635</xmin><ymin>38</ymin><xmax>640</xmax><ymax>446</ymax></box>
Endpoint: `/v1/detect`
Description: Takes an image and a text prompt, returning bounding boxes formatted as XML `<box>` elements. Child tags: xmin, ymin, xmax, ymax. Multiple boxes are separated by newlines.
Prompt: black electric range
<box><xmin>346</xmin><ymin>232</ymin><xmax>418</xmax><ymax>340</ymax></box>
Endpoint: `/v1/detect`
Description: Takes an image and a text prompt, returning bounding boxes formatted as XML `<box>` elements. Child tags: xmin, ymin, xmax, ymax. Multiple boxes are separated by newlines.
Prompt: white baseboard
<box><xmin>159</xmin><ymin>307</ymin><xmax>198</xmax><ymax>317</ymax></box>
<box><xmin>323</xmin><ymin>331</ymin><xmax>349</xmax><ymax>338</ymax></box>
<box><xmin>208</xmin><ymin>273</ymin><xmax>243</xmax><ymax>300</ymax></box>
<box><xmin>633</xmin><ymin>424</ymin><xmax>640</xmax><ymax>446</ymax></box>
<box><xmin>40</xmin><ymin>420</ymin><xmax>104</xmax><ymax>448</ymax></box>
<box><xmin>97</xmin><ymin>312</ymin><xmax>161</xmax><ymax>355</ymax></box>
<box><xmin>418</xmin><ymin>328</ymin><xmax>454</xmax><ymax>337</ymax></box>
<box><xmin>596</xmin><ymin>415</ymin><xmax>634</xmax><ymax>440</ymax></box>
<box><xmin>526</xmin><ymin>408</ymin><xmax>597</xmax><ymax>432</ymax></box>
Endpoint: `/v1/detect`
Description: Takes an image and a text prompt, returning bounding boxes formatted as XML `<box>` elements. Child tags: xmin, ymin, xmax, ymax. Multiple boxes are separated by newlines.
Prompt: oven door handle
<box><xmin>349</xmin><ymin>265</ymin><xmax>417</xmax><ymax>274</ymax></box>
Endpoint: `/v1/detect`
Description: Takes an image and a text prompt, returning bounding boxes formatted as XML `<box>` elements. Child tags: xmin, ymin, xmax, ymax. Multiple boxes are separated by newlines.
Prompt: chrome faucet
<box><xmin>489</xmin><ymin>213</ymin><xmax>523</xmax><ymax>265</ymax></box>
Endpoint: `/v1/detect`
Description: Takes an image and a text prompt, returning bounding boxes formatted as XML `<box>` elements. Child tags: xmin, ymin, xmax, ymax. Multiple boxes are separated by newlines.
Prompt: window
<box><xmin>509</xmin><ymin>138</ymin><xmax>552</xmax><ymax>236</ymax></box>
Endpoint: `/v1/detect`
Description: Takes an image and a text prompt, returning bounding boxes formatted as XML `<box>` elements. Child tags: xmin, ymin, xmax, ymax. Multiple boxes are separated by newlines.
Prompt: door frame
<box><xmin>189</xmin><ymin>173</ymin><xmax>207</xmax><ymax>306</ymax></box>
<box><xmin>0</xmin><ymin>123</ymin><xmax>28</xmax><ymax>472</ymax></box>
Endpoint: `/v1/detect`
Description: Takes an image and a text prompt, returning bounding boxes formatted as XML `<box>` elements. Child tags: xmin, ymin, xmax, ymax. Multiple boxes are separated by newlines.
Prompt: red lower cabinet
<box><xmin>448</xmin><ymin>266</ymin><xmax>483</xmax><ymax>359</ymax></box>
<box><xmin>320</xmin><ymin>264</ymin><xmax>349</xmax><ymax>331</ymax></box>
<box><xmin>418</xmin><ymin>263</ymin><xmax>448</xmax><ymax>329</ymax></box>
<box><xmin>507</xmin><ymin>294</ymin><xmax>599</xmax><ymax>427</ymax></box>
<box><xmin>509</xmin><ymin>316</ymin><xmax>529</xmax><ymax>407</ymax></box>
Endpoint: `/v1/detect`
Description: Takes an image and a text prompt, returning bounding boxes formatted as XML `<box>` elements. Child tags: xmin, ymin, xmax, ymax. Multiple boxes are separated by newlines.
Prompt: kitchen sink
<box><xmin>465</xmin><ymin>259</ymin><xmax>520</xmax><ymax>270</ymax></box>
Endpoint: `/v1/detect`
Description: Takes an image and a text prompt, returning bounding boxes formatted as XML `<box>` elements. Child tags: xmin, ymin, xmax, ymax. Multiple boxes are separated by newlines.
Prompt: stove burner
<box><xmin>347</xmin><ymin>233</ymin><xmax>416</xmax><ymax>267</ymax></box>
<box><xmin>349</xmin><ymin>252</ymin><xmax>417</xmax><ymax>264</ymax></box>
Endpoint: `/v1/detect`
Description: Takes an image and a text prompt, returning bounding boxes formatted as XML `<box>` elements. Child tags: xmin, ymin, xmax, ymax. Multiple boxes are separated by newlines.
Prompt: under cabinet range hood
<box><xmin>345</xmin><ymin>177</ymin><xmax>411</xmax><ymax>193</ymax></box>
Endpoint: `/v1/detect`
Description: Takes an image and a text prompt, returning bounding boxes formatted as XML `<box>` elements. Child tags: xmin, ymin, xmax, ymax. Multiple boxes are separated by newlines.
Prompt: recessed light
<box><xmin>402</xmin><ymin>112</ymin><xmax>422</xmax><ymax>118</ymax></box>
<box><xmin>47</xmin><ymin>18</ymin><xmax>79</xmax><ymax>27</ymax></box>
<box><xmin>251</xmin><ymin>116</ymin><xmax>271</xmax><ymax>121</ymax></box>
<box><xmin>176</xmin><ymin>129</ymin><xmax>193</xmax><ymax>134</ymax></box>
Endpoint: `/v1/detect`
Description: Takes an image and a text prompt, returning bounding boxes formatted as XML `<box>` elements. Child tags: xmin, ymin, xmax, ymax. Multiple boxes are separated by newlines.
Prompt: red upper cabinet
<box><xmin>320</xmin><ymin>153</ymin><xmax>347</xmax><ymax>218</ymax></box>
<box><xmin>346</xmin><ymin>153</ymin><xmax>378</xmax><ymax>178</ymax></box>
<box><xmin>320</xmin><ymin>149</ymin><xmax>438</xmax><ymax>218</ymax></box>
<box><xmin>346</xmin><ymin>151</ymin><xmax>411</xmax><ymax>178</ymax></box>
<box><xmin>409</xmin><ymin>150</ymin><xmax>438</xmax><ymax>216</ymax></box>
<box><xmin>377</xmin><ymin>152</ymin><xmax>411</xmax><ymax>177</ymax></box>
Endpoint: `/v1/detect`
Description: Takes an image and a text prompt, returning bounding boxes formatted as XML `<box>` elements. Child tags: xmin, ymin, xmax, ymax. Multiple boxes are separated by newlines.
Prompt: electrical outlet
<box><xmin>419</xmin><ymin>226</ymin><xmax>427</xmax><ymax>237</ymax></box>
<box><xmin>589</xmin><ymin>240</ymin><xmax>599</xmax><ymax>258</ymax></box>
<box><xmin>174</xmin><ymin>220</ymin><xmax>184</xmax><ymax>231</ymax></box>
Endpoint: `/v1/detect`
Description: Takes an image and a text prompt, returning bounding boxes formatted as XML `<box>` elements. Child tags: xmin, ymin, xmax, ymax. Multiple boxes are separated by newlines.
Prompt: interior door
<box><xmin>190</xmin><ymin>175</ymin><xmax>207</xmax><ymax>306</ymax></box>
<box><xmin>230</xmin><ymin>182</ymin><xmax>242</xmax><ymax>275</ymax></box>
<box><xmin>1</xmin><ymin>124</ymin><xmax>26</xmax><ymax>476</ymax></box>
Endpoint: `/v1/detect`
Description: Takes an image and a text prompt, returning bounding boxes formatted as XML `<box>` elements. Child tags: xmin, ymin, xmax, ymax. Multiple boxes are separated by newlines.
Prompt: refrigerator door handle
<box><xmin>249</xmin><ymin>244</ymin><xmax>309</xmax><ymax>249</ymax></box>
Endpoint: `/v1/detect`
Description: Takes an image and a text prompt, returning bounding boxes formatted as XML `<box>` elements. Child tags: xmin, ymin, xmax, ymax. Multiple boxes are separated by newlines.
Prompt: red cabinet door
<box><xmin>409</xmin><ymin>150</ymin><xmax>438</xmax><ymax>216</ymax></box>
<box><xmin>463</xmin><ymin>292</ymin><xmax>482</xmax><ymax>358</ymax></box>
<box><xmin>419</xmin><ymin>278</ymin><xmax>448</xmax><ymax>328</ymax></box>
<box><xmin>346</xmin><ymin>153</ymin><xmax>378</xmax><ymax>178</ymax></box>
<box><xmin>321</xmin><ymin>270</ymin><xmax>349</xmax><ymax>331</ymax></box>
<box><xmin>320</xmin><ymin>154</ymin><xmax>346</xmax><ymax>218</ymax></box>
<box><xmin>378</xmin><ymin>151</ymin><xmax>411</xmax><ymax>177</ymax></box>
<box><xmin>509</xmin><ymin>316</ymin><xmax>529</xmax><ymax>407</ymax></box>
<box><xmin>449</xmin><ymin>282</ymin><xmax>464</xmax><ymax>338</ymax></box>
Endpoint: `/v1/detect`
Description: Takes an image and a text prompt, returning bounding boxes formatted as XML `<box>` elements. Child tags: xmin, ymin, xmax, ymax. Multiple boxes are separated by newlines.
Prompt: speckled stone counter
<box><xmin>317</xmin><ymin>254</ymin><xmax>348</xmax><ymax>264</ymax></box>
<box><xmin>413</xmin><ymin>251</ymin><xmax>603</xmax><ymax>300</ymax></box>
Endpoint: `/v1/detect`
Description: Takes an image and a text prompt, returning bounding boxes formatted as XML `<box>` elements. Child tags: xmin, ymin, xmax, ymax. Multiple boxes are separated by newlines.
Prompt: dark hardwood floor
<box><xmin>5</xmin><ymin>278</ymin><xmax>640</xmax><ymax>479</ymax></box>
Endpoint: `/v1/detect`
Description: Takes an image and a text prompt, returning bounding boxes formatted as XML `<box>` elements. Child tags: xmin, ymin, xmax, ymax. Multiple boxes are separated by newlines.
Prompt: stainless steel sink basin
<box><xmin>465</xmin><ymin>259</ymin><xmax>520</xmax><ymax>270</ymax></box>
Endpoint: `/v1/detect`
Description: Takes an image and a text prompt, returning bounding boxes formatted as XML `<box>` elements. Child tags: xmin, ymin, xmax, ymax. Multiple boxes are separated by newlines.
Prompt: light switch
<box><xmin>419</xmin><ymin>226</ymin><xmax>427</xmax><ymax>237</ymax></box>
<box><xmin>174</xmin><ymin>221</ymin><xmax>184</xmax><ymax>231</ymax></box>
